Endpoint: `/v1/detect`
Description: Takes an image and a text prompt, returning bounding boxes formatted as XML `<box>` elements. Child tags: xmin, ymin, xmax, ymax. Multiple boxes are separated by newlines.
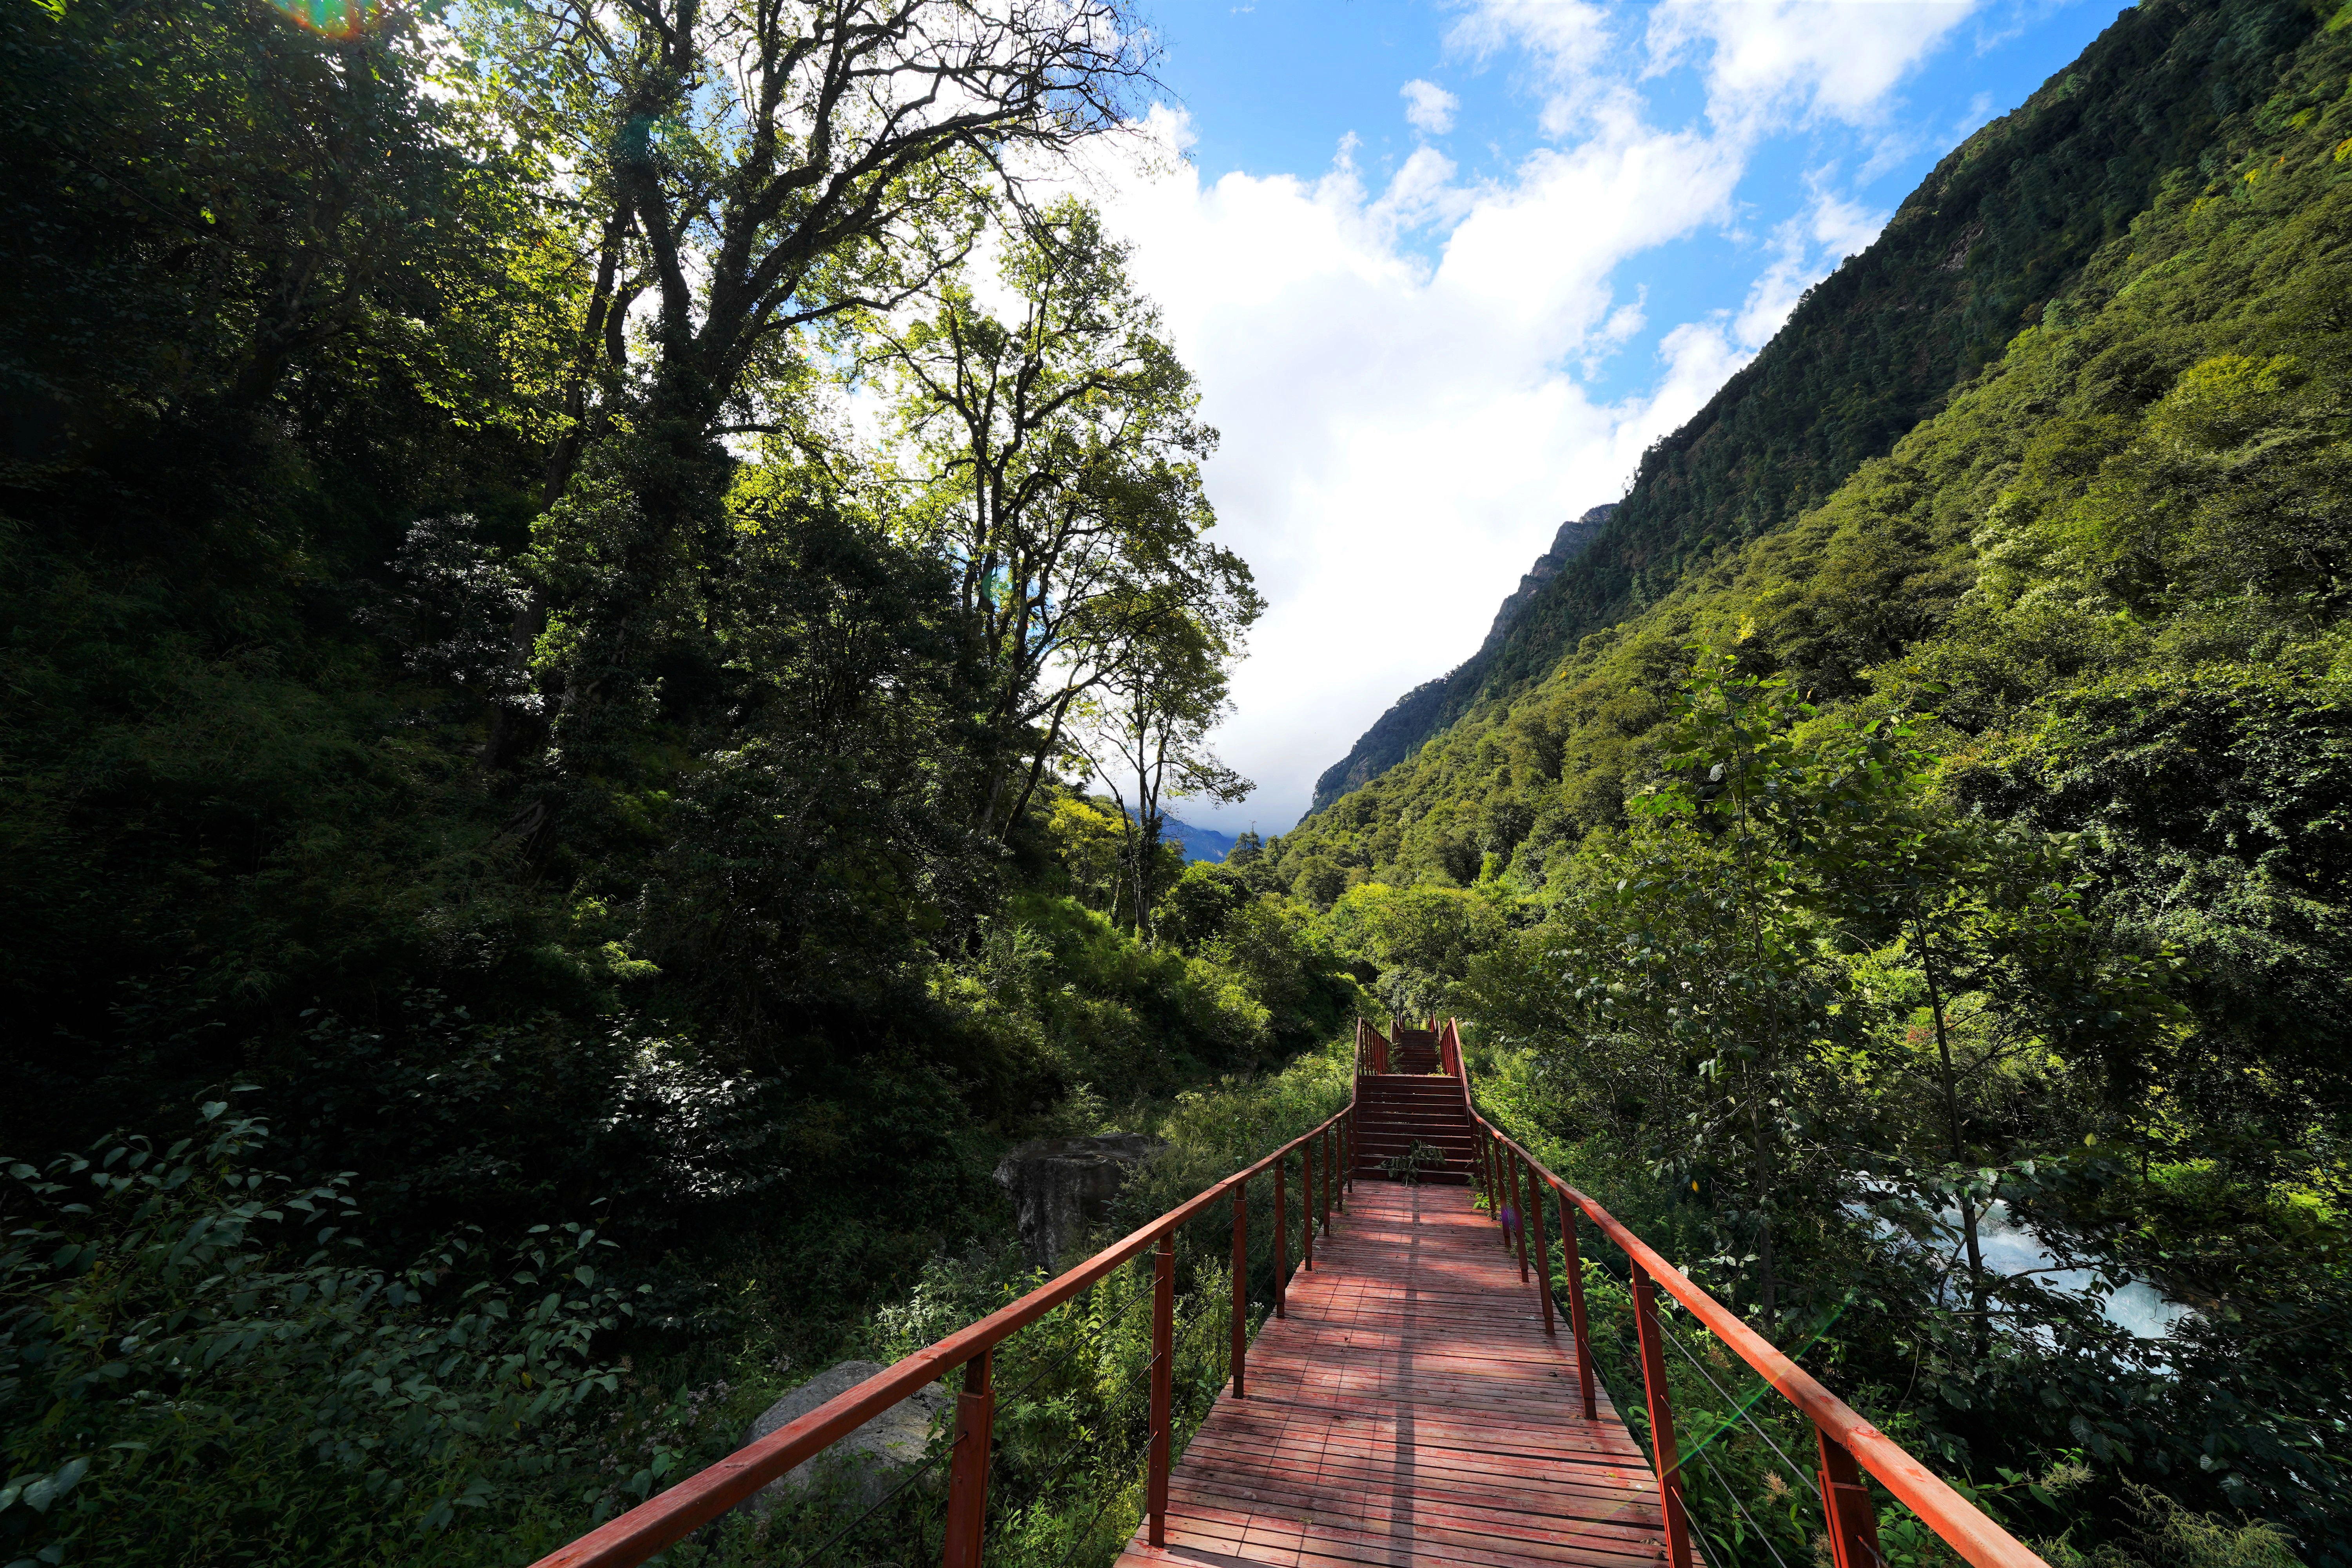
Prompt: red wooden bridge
<box><xmin>1118</xmin><ymin>1180</ymin><xmax>1664</xmax><ymax>1568</ymax></box>
<box><xmin>532</xmin><ymin>1018</ymin><xmax>2049</xmax><ymax>1568</ymax></box>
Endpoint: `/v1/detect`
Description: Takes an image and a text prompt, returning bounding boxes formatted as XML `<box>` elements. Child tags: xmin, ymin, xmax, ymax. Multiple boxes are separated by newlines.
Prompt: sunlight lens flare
<box><xmin>265</xmin><ymin>0</ymin><xmax>386</xmax><ymax>39</ymax></box>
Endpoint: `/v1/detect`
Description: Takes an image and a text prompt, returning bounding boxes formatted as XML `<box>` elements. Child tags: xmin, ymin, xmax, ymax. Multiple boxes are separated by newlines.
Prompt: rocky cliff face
<box><xmin>1308</xmin><ymin>505</ymin><xmax>1615</xmax><ymax>813</ymax></box>
<box><xmin>1472</xmin><ymin>507</ymin><xmax>1615</xmax><ymax>660</ymax></box>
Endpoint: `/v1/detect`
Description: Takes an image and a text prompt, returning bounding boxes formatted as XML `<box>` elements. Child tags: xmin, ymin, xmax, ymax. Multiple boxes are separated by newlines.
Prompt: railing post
<box><xmin>1560</xmin><ymin>1201</ymin><xmax>1597</xmax><ymax>1420</ymax></box>
<box><xmin>1330</xmin><ymin>1122</ymin><xmax>1345</xmax><ymax>1213</ymax></box>
<box><xmin>1319</xmin><ymin>1126</ymin><xmax>1332</xmax><ymax>1236</ymax></box>
<box><xmin>1273</xmin><ymin>1152</ymin><xmax>1287</xmax><ymax>1319</ymax></box>
<box><xmin>1527</xmin><ymin>1160</ymin><xmax>1555</xmax><ymax>1338</ymax></box>
<box><xmin>1510</xmin><ymin>1147</ymin><xmax>1532</xmax><ymax>1282</ymax></box>
<box><xmin>1631</xmin><ymin>1263</ymin><xmax>1693</xmax><ymax>1568</ymax></box>
<box><xmin>940</xmin><ymin>1346</ymin><xmax>996</xmax><ymax>1568</ymax></box>
<box><xmin>1816</xmin><ymin>1426</ymin><xmax>1885</xmax><ymax>1568</ymax></box>
<box><xmin>1148</xmin><ymin>1233</ymin><xmax>1174</xmax><ymax>1548</ymax></box>
<box><xmin>1301</xmin><ymin>1135</ymin><xmax>1315</xmax><ymax>1271</ymax></box>
<box><xmin>1488</xmin><ymin>1135</ymin><xmax>1509</xmax><ymax>1245</ymax></box>
<box><xmin>1346</xmin><ymin>1109</ymin><xmax>1355</xmax><ymax>1194</ymax></box>
<box><xmin>1229</xmin><ymin>1181</ymin><xmax>1249</xmax><ymax>1398</ymax></box>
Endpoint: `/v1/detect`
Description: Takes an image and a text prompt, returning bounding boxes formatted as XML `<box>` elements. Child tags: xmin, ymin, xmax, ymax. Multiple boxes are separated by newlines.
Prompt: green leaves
<box><xmin>0</xmin><ymin>1108</ymin><xmax>634</xmax><ymax>1566</ymax></box>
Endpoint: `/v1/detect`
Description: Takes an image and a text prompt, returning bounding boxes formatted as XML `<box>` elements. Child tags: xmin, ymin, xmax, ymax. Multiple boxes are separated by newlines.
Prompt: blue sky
<box><xmin>1063</xmin><ymin>0</ymin><xmax>2126</xmax><ymax>835</ymax></box>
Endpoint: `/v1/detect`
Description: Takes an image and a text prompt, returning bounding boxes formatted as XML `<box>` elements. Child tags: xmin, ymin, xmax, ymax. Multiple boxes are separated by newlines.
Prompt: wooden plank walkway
<box><xmin>1117</xmin><ymin>1182</ymin><xmax>1669</xmax><ymax>1568</ymax></box>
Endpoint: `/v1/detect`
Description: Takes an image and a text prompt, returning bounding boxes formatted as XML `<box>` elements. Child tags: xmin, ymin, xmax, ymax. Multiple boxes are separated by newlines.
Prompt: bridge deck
<box><xmin>1117</xmin><ymin>1183</ymin><xmax>1669</xmax><ymax>1568</ymax></box>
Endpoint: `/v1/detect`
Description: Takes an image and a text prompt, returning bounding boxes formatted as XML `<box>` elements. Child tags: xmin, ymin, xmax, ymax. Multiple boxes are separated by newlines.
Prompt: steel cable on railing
<box><xmin>1534</xmin><ymin>1222</ymin><xmax>1871</xmax><ymax>1568</ymax></box>
<box><xmin>1562</xmin><ymin>1253</ymin><xmax>1900</xmax><ymax>1568</ymax></box>
<box><xmin>1654</xmin><ymin>1307</ymin><xmax>1823</xmax><ymax>1502</ymax></box>
<box><xmin>1651</xmin><ymin>1299</ymin><xmax>1898</xmax><ymax>1568</ymax></box>
<box><xmin>1573</xmin><ymin>1248</ymin><xmax>1826</xmax><ymax>1504</ymax></box>
<box><xmin>1014</xmin><ymin>1278</ymin><xmax>1228</xmax><ymax>1522</ymax></box>
<box><xmin>782</xmin><ymin>1431</ymin><xmax>956</xmax><ymax>1567</ymax></box>
<box><xmin>985</xmin><ymin>1281</ymin><xmax>1161</xmax><ymax>1529</ymax></box>
<box><xmin>998</xmin><ymin>1125</ymin><xmax>1321</xmax><ymax>1564</ymax></box>
<box><xmin>1682</xmin><ymin>1437</ymin><xmax>1798</xmax><ymax>1568</ymax></box>
<box><xmin>1037</xmin><ymin>1312</ymin><xmax>1223</xmax><ymax>1568</ymax></box>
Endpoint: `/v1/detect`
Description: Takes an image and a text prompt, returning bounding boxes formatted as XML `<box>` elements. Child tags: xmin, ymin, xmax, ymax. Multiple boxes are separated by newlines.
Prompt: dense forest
<box><xmin>3</xmin><ymin>0</ymin><xmax>2348</xmax><ymax>1564</ymax></box>
<box><xmin>0</xmin><ymin>0</ymin><xmax>1367</xmax><ymax>1561</ymax></box>
<box><xmin>1251</xmin><ymin>0</ymin><xmax>2352</xmax><ymax>1561</ymax></box>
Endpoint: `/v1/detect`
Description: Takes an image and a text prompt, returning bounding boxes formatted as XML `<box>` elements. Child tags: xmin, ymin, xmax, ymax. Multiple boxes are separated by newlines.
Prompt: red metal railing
<box><xmin>1437</xmin><ymin>1017</ymin><xmax>2050</xmax><ymax>1568</ymax></box>
<box><xmin>1354</xmin><ymin>1015</ymin><xmax>1390</xmax><ymax>1074</ymax></box>
<box><xmin>528</xmin><ymin>1091</ymin><xmax>1359</xmax><ymax>1568</ymax></box>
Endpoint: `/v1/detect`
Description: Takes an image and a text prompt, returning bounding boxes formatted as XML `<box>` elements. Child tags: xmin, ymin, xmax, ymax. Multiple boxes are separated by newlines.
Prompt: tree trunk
<box><xmin>1748</xmin><ymin>1087</ymin><xmax>1777</xmax><ymax>1326</ymax></box>
<box><xmin>999</xmin><ymin>690</ymin><xmax>1076</xmax><ymax>842</ymax></box>
<box><xmin>1917</xmin><ymin>918</ymin><xmax>1989</xmax><ymax>1354</ymax></box>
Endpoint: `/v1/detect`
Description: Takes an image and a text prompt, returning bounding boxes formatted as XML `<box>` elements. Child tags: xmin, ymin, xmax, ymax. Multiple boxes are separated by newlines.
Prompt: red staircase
<box><xmin>1392</xmin><ymin>1025</ymin><xmax>1441</xmax><ymax>1074</ymax></box>
<box><xmin>1353</xmin><ymin>1071</ymin><xmax>1476</xmax><ymax>1186</ymax></box>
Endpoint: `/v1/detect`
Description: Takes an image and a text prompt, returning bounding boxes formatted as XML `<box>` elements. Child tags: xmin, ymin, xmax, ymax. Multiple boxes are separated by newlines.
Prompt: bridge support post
<box><xmin>1273</xmin><ymin>1155</ymin><xmax>1287</xmax><ymax>1319</ymax></box>
<box><xmin>1631</xmin><ymin>1264</ymin><xmax>1692</xmax><ymax>1568</ymax></box>
<box><xmin>1319</xmin><ymin>1127</ymin><xmax>1332</xmax><ymax>1236</ymax></box>
<box><xmin>1815</xmin><ymin>1427</ymin><xmax>1885</xmax><ymax>1568</ymax></box>
<box><xmin>1510</xmin><ymin>1150</ymin><xmax>1532</xmax><ymax>1282</ymax></box>
<box><xmin>1301</xmin><ymin>1138</ymin><xmax>1315</xmax><ymax>1271</ymax></box>
<box><xmin>1493</xmin><ymin>1139</ymin><xmax>1511</xmax><ymax>1249</ymax></box>
<box><xmin>1527</xmin><ymin>1162</ymin><xmax>1555</xmax><ymax>1338</ymax></box>
<box><xmin>1560</xmin><ymin>1203</ymin><xmax>1597</xmax><ymax>1420</ymax></box>
<box><xmin>1229</xmin><ymin>1182</ymin><xmax>1249</xmax><ymax>1397</ymax></box>
<box><xmin>940</xmin><ymin>1347</ymin><xmax>995</xmax><ymax>1568</ymax></box>
<box><xmin>1148</xmin><ymin>1233</ymin><xmax>1174</xmax><ymax>1547</ymax></box>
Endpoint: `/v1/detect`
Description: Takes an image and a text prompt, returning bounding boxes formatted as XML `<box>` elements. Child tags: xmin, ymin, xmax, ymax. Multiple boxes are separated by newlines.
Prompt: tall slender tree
<box><xmin>876</xmin><ymin>199</ymin><xmax>1256</xmax><ymax>836</ymax></box>
<box><xmin>1069</xmin><ymin>610</ymin><xmax>1252</xmax><ymax>942</ymax></box>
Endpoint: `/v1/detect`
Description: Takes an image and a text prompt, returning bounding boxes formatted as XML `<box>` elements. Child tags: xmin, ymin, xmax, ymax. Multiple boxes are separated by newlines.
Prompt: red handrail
<box><xmin>1446</xmin><ymin>1016</ymin><xmax>2048</xmax><ymax>1568</ymax></box>
<box><xmin>529</xmin><ymin>1088</ymin><xmax>1358</xmax><ymax>1568</ymax></box>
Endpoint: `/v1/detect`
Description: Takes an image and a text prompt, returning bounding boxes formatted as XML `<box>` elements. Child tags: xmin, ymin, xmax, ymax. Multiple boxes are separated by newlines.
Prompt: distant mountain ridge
<box><xmin>1302</xmin><ymin>0</ymin><xmax>2318</xmax><ymax>825</ymax></box>
<box><xmin>1162</xmin><ymin>815</ymin><xmax>1235</xmax><ymax>864</ymax></box>
<box><xmin>1309</xmin><ymin>505</ymin><xmax>1614</xmax><ymax>812</ymax></box>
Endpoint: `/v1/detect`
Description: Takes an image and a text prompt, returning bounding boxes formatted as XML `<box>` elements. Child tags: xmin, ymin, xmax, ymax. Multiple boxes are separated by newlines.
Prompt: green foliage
<box><xmin>1379</xmin><ymin>1142</ymin><xmax>1447</xmax><ymax>1184</ymax></box>
<box><xmin>0</xmin><ymin>1107</ymin><xmax>635</xmax><ymax>1568</ymax></box>
<box><xmin>1309</xmin><ymin>0</ymin><xmax>2337</xmax><ymax>806</ymax></box>
<box><xmin>1321</xmin><ymin>882</ymin><xmax>1508</xmax><ymax>1016</ymax></box>
<box><xmin>1273</xmin><ymin>16</ymin><xmax>2352</xmax><ymax>1549</ymax></box>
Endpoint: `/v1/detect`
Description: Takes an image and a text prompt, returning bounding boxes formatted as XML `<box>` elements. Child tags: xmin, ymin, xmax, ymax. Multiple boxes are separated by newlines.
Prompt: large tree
<box><xmin>461</xmin><ymin>0</ymin><xmax>1158</xmax><ymax>768</ymax></box>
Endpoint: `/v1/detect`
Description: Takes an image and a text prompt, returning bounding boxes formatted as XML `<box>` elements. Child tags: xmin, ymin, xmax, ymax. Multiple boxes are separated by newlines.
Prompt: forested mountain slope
<box><xmin>1306</xmin><ymin>0</ymin><xmax>2333</xmax><ymax>803</ymax></box>
<box><xmin>1311</xmin><ymin>504</ymin><xmax>1613</xmax><ymax>810</ymax></box>
<box><xmin>1232</xmin><ymin>4</ymin><xmax>2352</xmax><ymax>1547</ymax></box>
<box><xmin>1270</xmin><ymin>0</ymin><xmax>2351</xmax><ymax>904</ymax></box>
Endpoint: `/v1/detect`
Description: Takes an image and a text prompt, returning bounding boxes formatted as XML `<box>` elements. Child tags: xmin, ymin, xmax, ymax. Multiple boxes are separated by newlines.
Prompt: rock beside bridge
<box><xmin>994</xmin><ymin>1132</ymin><xmax>1167</xmax><ymax>1268</ymax></box>
<box><xmin>736</xmin><ymin>1360</ymin><xmax>952</xmax><ymax>1514</ymax></box>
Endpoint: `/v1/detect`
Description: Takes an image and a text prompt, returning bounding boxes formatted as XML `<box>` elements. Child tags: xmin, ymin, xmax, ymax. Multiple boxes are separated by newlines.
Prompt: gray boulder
<box><xmin>994</xmin><ymin>1132</ymin><xmax>1167</xmax><ymax>1269</ymax></box>
<box><xmin>737</xmin><ymin>1360</ymin><xmax>953</xmax><ymax>1515</ymax></box>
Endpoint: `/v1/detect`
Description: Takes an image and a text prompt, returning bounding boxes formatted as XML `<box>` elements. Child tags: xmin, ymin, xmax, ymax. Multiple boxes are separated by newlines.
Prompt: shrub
<box><xmin>0</xmin><ymin>1103</ymin><xmax>638</xmax><ymax>1568</ymax></box>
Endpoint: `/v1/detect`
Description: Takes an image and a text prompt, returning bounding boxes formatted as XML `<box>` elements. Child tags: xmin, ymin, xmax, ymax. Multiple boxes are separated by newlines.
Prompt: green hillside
<box><xmin>1236</xmin><ymin>0</ymin><xmax>2352</xmax><ymax>1551</ymax></box>
<box><xmin>1305</xmin><ymin>0</ymin><xmax>2336</xmax><ymax>797</ymax></box>
<box><xmin>1266</xmin><ymin>0</ymin><xmax>2352</xmax><ymax>943</ymax></box>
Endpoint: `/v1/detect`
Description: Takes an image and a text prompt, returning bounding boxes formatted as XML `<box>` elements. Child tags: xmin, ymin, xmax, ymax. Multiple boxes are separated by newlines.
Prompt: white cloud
<box><xmin>1035</xmin><ymin>1</ymin><xmax>1977</xmax><ymax>832</ymax></box>
<box><xmin>1401</xmin><ymin>78</ymin><xmax>1459</xmax><ymax>135</ymax></box>
<box><xmin>1730</xmin><ymin>183</ymin><xmax>1886</xmax><ymax>347</ymax></box>
<box><xmin>1645</xmin><ymin>0</ymin><xmax>1980</xmax><ymax>132</ymax></box>
<box><xmin>1067</xmin><ymin>107</ymin><xmax>1752</xmax><ymax>829</ymax></box>
<box><xmin>1447</xmin><ymin>0</ymin><xmax>1627</xmax><ymax>140</ymax></box>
